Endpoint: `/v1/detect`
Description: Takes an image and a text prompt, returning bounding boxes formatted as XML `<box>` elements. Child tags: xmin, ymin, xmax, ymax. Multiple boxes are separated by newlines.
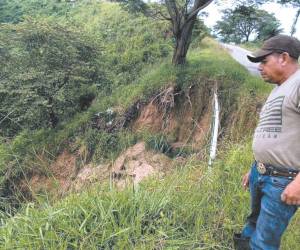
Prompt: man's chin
<box><xmin>261</xmin><ymin>75</ymin><xmax>268</xmax><ymax>81</ymax></box>
<box><xmin>260</xmin><ymin>75</ymin><xmax>276</xmax><ymax>84</ymax></box>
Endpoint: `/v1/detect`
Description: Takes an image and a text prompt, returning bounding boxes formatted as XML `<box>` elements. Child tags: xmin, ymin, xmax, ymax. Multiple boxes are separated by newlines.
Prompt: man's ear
<box><xmin>279</xmin><ymin>52</ymin><xmax>290</xmax><ymax>65</ymax></box>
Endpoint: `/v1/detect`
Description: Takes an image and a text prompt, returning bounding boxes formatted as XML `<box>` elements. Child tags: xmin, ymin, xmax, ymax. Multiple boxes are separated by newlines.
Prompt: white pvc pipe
<box><xmin>208</xmin><ymin>91</ymin><xmax>219</xmax><ymax>167</ymax></box>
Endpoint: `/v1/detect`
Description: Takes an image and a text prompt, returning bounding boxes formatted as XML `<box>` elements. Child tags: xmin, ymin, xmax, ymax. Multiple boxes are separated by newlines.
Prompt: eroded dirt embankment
<box><xmin>18</xmin><ymin>79</ymin><xmax>262</xmax><ymax>198</ymax></box>
<box><xmin>17</xmin><ymin>81</ymin><xmax>213</xmax><ymax>197</ymax></box>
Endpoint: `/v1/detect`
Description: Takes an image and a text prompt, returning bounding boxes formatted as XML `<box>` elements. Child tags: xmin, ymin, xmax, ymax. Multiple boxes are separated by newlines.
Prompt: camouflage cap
<box><xmin>247</xmin><ymin>35</ymin><xmax>300</xmax><ymax>63</ymax></box>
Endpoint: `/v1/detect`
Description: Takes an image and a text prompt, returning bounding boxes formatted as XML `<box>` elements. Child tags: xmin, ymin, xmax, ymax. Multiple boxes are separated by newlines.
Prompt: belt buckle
<box><xmin>257</xmin><ymin>162</ymin><xmax>267</xmax><ymax>174</ymax></box>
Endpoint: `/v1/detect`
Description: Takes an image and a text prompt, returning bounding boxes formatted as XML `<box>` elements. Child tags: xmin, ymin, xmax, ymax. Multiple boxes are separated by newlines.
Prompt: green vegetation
<box><xmin>1</xmin><ymin>140</ymin><xmax>299</xmax><ymax>249</ymax></box>
<box><xmin>0</xmin><ymin>35</ymin><xmax>276</xmax><ymax>248</ymax></box>
<box><xmin>0</xmin><ymin>0</ymin><xmax>73</xmax><ymax>23</ymax></box>
<box><xmin>0</xmin><ymin>34</ymin><xmax>269</xmax><ymax>210</ymax></box>
<box><xmin>117</xmin><ymin>0</ymin><xmax>211</xmax><ymax>65</ymax></box>
<box><xmin>0</xmin><ymin>19</ymin><xmax>106</xmax><ymax>135</ymax></box>
<box><xmin>0</xmin><ymin>2</ymin><xmax>173</xmax><ymax>136</ymax></box>
<box><xmin>74</xmin><ymin>2</ymin><xmax>172</xmax><ymax>86</ymax></box>
<box><xmin>238</xmin><ymin>41</ymin><xmax>261</xmax><ymax>51</ymax></box>
<box><xmin>1</xmin><ymin>1</ymin><xmax>298</xmax><ymax>249</ymax></box>
<box><xmin>214</xmin><ymin>4</ymin><xmax>282</xmax><ymax>43</ymax></box>
<box><xmin>0</xmin><ymin>1</ymin><xmax>170</xmax><ymax>210</ymax></box>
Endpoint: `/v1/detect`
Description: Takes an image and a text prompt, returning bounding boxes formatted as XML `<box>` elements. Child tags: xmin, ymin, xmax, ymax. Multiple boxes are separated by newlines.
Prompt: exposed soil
<box><xmin>111</xmin><ymin>141</ymin><xmax>172</xmax><ymax>188</ymax></box>
<box><xmin>133</xmin><ymin>84</ymin><xmax>213</xmax><ymax>150</ymax></box>
<box><xmin>20</xmin><ymin>82</ymin><xmax>216</xmax><ymax>196</ymax></box>
<box><xmin>23</xmin><ymin>141</ymin><xmax>173</xmax><ymax>196</ymax></box>
<box><xmin>21</xmin><ymin>150</ymin><xmax>77</xmax><ymax>198</ymax></box>
<box><xmin>72</xmin><ymin>163</ymin><xmax>110</xmax><ymax>191</ymax></box>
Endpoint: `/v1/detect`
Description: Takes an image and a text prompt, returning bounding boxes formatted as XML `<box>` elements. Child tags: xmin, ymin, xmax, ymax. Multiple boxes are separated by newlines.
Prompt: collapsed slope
<box><xmin>2</xmin><ymin>37</ymin><xmax>271</xmax><ymax>205</ymax></box>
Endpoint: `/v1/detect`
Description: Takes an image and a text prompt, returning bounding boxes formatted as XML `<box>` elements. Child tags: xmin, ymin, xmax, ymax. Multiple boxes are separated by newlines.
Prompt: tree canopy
<box><xmin>247</xmin><ymin>0</ymin><xmax>300</xmax><ymax>36</ymax></box>
<box><xmin>214</xmin><ymin>5</ymin><xmax>282</xmax><ymax>43</ymax></box>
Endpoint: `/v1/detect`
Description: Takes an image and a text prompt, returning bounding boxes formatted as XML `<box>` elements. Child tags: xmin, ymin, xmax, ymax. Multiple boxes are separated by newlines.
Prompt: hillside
<box><xmin>0</xmin><ymin>1</ymin><xmax>299</xmax><ymax>249</ymax></box>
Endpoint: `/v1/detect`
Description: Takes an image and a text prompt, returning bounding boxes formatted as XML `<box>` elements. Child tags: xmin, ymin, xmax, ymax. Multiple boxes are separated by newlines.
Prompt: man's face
<box><xmin>258</xmin><ymin>53</ymin><xmax>283</xmax><ymax>84</ymax></box>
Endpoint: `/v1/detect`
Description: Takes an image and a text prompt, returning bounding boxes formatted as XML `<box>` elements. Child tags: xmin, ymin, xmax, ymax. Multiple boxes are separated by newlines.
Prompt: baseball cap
<box><xmin>247</xmin><ymin>35</ymin><xmax>300</xmax><ymax>63</ymax></box>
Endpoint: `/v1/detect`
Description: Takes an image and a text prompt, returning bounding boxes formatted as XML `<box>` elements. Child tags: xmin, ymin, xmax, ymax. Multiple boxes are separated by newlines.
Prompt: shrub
<box><xmin>0</xmin><ymin>18</ymin><xmax>107</xmax><ymax>136</ymax></box>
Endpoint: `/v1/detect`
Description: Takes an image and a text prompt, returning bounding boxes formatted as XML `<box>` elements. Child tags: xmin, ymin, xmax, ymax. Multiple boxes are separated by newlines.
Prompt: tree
<box><xmin>214</xmin><ymin>5</ymin><xmax>282</xmax><ymax>43</ymax></box>
<box><xmin>274</xmin><ymin>1</ymin><xmax>299</xmax><ymax>36</ymax></box>
<box><xmin>255</xmin><ymin>10</ymin><xmax>283</xmax><ymax>40</ymax></box>
<box><xmin>250</xmin><ymin>0</ymin><xmax>300</xmax><ymax>36</ymax></box>
<box><xmin>118</xmin><ymin>0</ymin><xmax>213</xmax><ymax>65</ymax></box>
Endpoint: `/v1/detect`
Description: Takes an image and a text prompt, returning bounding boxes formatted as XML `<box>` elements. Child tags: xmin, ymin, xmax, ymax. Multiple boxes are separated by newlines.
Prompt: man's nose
<box><xmin>258</xmin><ymin>64</ymin><xmax>263</xmax><ymax>71</ymax></box>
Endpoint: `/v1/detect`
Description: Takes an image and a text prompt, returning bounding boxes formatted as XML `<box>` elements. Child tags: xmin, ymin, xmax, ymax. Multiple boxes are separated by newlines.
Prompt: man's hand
<box><xmin>281</xmin><ymin>174</ymin><xmax>300</xmax><ymax>205</ymax></box>
<box><xmin>242</xmin><ymin>171</ymin><xmax>250</xmax><ymax>190</ymax></box>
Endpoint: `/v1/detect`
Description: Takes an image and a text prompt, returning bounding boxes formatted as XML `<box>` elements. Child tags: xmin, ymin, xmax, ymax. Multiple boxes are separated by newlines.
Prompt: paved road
<box><xmin>222</xmin><ymin>43</ymin><xmax>260</xmax><ymax>76</ymax></box>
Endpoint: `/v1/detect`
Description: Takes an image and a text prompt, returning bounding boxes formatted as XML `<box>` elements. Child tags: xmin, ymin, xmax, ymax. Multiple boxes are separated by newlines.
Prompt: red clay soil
<box><xmin>23</xmin><ymin>142</ymin><xmax>172</xmax><ymax>195</ymax></box>
<box><xmin>133</xmin><ymin>85</ymin><xmax>212</xmax><ymax>150</ymax></box>
<box><xmin>21</xmin><ymin>84</ymin><xmax>214</xmax><ymax>196</ymax></box>
<box><xmin>111</xmin><ymin>141</ymin><xmax>173</xmax><ymax>188</ymax></box>
<box><xmin>23</xmin><ymin>150</ymin><xmax>77</xmax><ymax>197</ymax></box>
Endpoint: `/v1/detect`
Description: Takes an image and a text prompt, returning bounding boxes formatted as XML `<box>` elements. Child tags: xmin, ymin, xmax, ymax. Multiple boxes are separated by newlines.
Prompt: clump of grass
<box><xmin>145</xmin><ymin>133</ymin><xmax>172</xmax><ymax>156</ymax></box>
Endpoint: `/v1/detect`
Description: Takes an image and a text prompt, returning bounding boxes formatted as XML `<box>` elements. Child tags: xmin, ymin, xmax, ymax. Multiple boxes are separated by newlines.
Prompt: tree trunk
<box><xmin>165</xmin><ymin>0</ymin><xmax>213</xmax><ymax>65</ymax></box>
<box><xmin>291</xmin><ymin>8</ymin><xmax>300</xmax><ymax>36</ymax></box>
<box><xmin>172</xmin><ymin>17</ymin><xmax>197</xmax><ymax>65</ymax></box>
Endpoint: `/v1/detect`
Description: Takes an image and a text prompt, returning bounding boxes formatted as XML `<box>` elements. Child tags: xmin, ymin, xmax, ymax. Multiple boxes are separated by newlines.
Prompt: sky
<box><xmin>204</xmin><ymin>1</ymin><xmax>300</xmax><ymax>39</ymax></box>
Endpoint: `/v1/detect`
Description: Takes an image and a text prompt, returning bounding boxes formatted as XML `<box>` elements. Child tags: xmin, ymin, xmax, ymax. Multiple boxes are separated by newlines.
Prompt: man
<box><xmin>234</xmin><ymin>34</ymin><xmax>300</xmax><ymax>250</ymax></box>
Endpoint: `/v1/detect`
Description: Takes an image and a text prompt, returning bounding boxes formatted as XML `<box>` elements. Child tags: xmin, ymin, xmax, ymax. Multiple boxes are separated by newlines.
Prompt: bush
<box><xmin>0</xmin><ymin>19</ymin><xmax>107</xmax><ymax>136</ymax></box>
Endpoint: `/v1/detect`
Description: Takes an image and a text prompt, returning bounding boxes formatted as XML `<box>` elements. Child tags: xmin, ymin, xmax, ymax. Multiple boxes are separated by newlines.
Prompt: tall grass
<box><xmin>1</xmin><ymin>139</ymin><xmax>299</xmax><ymax>249</ymax></box>
<box><xmin>0</xmin><ymin>141</ymin><xmax>247</xmax><ymax>249</ymax></box>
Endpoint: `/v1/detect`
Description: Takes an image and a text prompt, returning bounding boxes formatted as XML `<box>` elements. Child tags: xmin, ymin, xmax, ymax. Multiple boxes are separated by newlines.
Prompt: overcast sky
<box><xmin>204</xmin><ymin>1</ymin><xmax>300</xmax><ymax>39</ymax></box>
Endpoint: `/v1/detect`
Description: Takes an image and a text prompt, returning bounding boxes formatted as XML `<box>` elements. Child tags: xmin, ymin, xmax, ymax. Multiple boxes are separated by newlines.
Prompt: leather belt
<box><xmin>256</xmin><ymin>162</ymin><xmax>299</xmax><ymax>180</ymax></box>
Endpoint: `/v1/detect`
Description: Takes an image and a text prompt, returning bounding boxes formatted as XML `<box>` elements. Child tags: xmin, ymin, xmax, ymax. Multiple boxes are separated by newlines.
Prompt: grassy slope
<box><xmin>0</xmin><ymin>1</ymin><xmax>172</xmax><ymax>197</ymax></box>
<box><xmin>1</xmin><ymin>2</ymin><xmax>298</xmax><ymax>246</ymax></box>
<box><xmin>0</xmin><ymin>37</ymin><xmax>266</xmax><ymax>181</ymax></box>
<box><xmin>2</xmin><ymin>37</ymin><xmax>299</xmax><ymax>249</ymax></box>
<box><xmin>0</xmin><ymin>2</ymin><xmax>268</xmax><ymax>194</ymax></box>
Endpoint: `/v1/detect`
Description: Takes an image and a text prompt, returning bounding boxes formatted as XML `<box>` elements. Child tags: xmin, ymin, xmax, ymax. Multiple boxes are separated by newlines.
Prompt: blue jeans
<box><xmin>241</xmin><ymin>162</ymin><xmax>298</xmax><ymax>250</ymax></box>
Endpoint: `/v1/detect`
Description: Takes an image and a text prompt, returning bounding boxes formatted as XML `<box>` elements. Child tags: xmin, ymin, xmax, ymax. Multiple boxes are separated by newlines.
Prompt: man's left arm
<box><xmin>281</xmin><ymin>174</ymin><xmax>300</xmax><ymax>205</ymax></box>
<box><xmin>282</xmin><ymin>78</ymin><xmax>300</xmax><ymax>205</ymax></box>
